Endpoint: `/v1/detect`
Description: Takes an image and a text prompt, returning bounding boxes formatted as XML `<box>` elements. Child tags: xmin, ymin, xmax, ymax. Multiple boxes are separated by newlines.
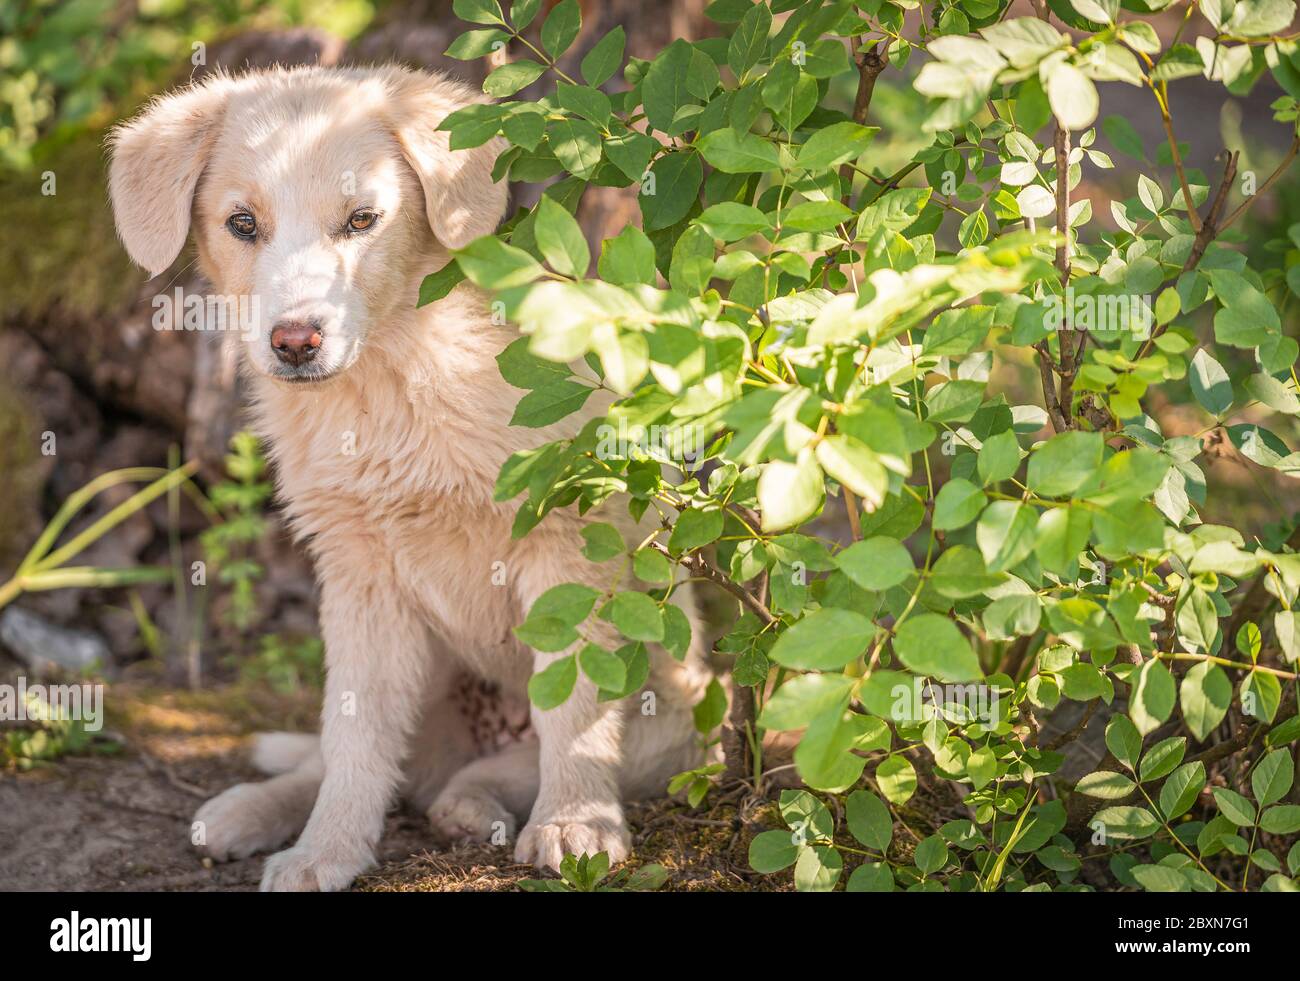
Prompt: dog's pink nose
<box><xmin>270</xmin><ymin>320</ymin><xmax>322</xmax><ymax>367</ymax></box>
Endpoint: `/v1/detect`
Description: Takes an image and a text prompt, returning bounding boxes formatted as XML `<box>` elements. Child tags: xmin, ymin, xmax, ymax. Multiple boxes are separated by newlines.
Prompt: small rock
<box><xmin>0</xmin><ymin>605</ymin><xmax>113</xmax><ymax>676</ymax></box>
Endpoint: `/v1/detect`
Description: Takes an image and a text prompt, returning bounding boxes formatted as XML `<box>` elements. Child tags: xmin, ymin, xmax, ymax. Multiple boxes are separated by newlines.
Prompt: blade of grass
<box><xmin>17</xmin><ymin>467</ymin><xmax>170</xmax><ymax>574</ymax></box>
<box><xmin>33</xmin><ymin>463</ymin><xmax>198</xmax><ymax>573</ymax></box>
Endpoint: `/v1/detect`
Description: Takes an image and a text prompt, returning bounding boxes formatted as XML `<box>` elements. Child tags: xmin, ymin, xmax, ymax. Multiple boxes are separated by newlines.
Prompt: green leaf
<box><xmin>814</xmin><ymin>436</ymin><xmax>888</xmax><ymax>510</ymax></box>
<box><xmin>923</xmin><ymin>306</ymin><xmax>994</xmax><ymax>357</ymax></box>
<box><xmin>597</xmin><ymin>226</ymin><xmax>656</xmax><ymax>286</ymax></box>
<box><xmin>1046</xmin><ymin>60</ymin><xmax>1099</xmax><ymax>130</ymax></box>
<box><xmin>633</xmin><ymin>548</ymin><xmax>672</xmax><ymax>584</ymax></box>
<box><xmin>1027</xmin><ymin>431</ymin><xmax>1103</xmax><ymax>497</ymax></box>
<box><xmin>547</xmin><ymin>116</ymin><xmax>602</xmax><ymax>179</ymax></box>
<box><xmin>846</xmin><ymin>861</ymin><xmax>894</xmax><ymax>892</ymax></box>
<box><xmin>796</xmin><ymin>121</ymin><xmax>880</xmax><ymax>170</ymax></box>
<box><xmin>1213</xmin><ymin>787</ymin><xmax>1257</xmax><ymax>826</ymax></box>
<box><xmin>893</xmin><ymin>613</ymin><xmax>983</xmax><ymax>683</ymax></box>
<box><xmin>1189</xmin><ymin>349</ymin><xmax>1233</xmax><ymax>417</ymax></box>
<box><xmin>581</xmin><ymin>26</ymin><xmax>626</xmax><ymax>86</ymax></box>
<box><xmin>446</xmin><ymin>28</ymin><xmax>509</xmax><ymax>59</ymax></box>
<box><xmin>976</xmin><ymin>500</ymin><xmax>1037</xmax><ymax>572</ymax></box>
<box><xmin>759</xmin><ymin>674</ymin><xmax>856</xmax><ymax>731</ymax></box>
<box><xmin>967</xmin><ymin>746</ymin><xmax>997</xmax><ymax>790</ymax></box>
<box><xmin>795</xmin><ymin>708</ymin><xmax>869</xmax><ymax>792</ymax></box>
<box><xmin>1076</xmin><ymin>770</ymin><xmax>1137</xmax><ymax>799</ymax></box>
<box><xmin>497</xmin><ymin>337</ymin><xmax>567</xmax><ymax>389</ymax></box>
<box><xmin>529</xmin><ymin>583</ymin><xmax>600</xmax><ymax>626</ymax></box>
<box><xmin>661</xmin><ymin>604</ymin><xmax>692</xmax><ymax>661</ymax></box>
<box><xmin>509</xmin><ymin>379</ymin><xmax>593</xmax><ymax>427</ymax></box>
<box><xmin>417</xmin><ymin>260</ymin><xmax>466</xmax><ymax>307</ymax></box>
<box><xmin>603</xmin><ymin>591</ymin><xmax>664</xmax><ymax>642</ymax></box>
<box><xmin>693</xmin><ymin>677</ymin><xmax>727</xmax><ymax>733</ymax></box>
<box><xmin>1260</xmin><ymin>804</ymin><xmax>1300</xmax><ymax>834</ymax></box>
<box><xmin>502</xmin><ymin>109</ymin><xmax>545</xmax><ymax>150</ymax></box>
<box><xmin>528</xmin><ymin>655</ymin><xmax>577</xmax><ymax>709</ymax></box>
<box><xmin>641</xmin><ymin>152</ymin><xmax>704</xmax><ymax>231</ymax></box>
<box><xmin>1105</xmin><ymin>713</ymin><xmax>1143</xmax><ymax>769</ymax></box>
<box><xmin>555</xmin><ymin>83</ymin><xmax>612</xmax><ymax>127</ymax></box>
<box><xmin>794</xmin><ymin>844</ymin><xmax>842</xmax><ymax>892</ymax></box>
<box><xmin>1060</xmin><ymin>662</ymin><xmax>1111</xmax><ymax>701</ymax></box>
<box><xmin>1159</xmin><ymin>761</ymin><xmax>1206</xmax><ymax>820</ymax></box>
<box><xmin>834</xmin><ymin>537</ymin><xmax>915</xmax><ymax>591</ymax></box>
<box><xmin>453</xmin><ymin>0</ymin><xmax>506</xmax><ymax>25</ymax></box>
<box><xmin>453</xmin><ymin>236</ymin><xmax>544</xmax><ymax>289</ymax></box>
<box><xmin>1241</xmin><ymin>669</ymin><xmax>1282</xmax><ymax>722</ymax></box>
<box><xmin>581</xmin><ymin>522</ymin><xmax>625</xmax><ymax>562</ymax></box>
<box><xmin>758</xmin><ymin>452</ymin><xmax>824</xmax><ymax>532</ymax></box>
<box><xmin>876</xmin><ymin>755</ymin><xmax>917</xmax><ymax>805</ymax></box>
<box><xmin>484</xmin><ymin>59</ymin><xmax>546</xmax><ymax>97</ymax></box>
<box><xmin>983</xmin><ymin>593</ymin><xmax>1041</xmax><ymax>640</ymax></box>
<box><xmin>642</xmin><ymin>40</ymin><xmax>695</xmax><ymax>133</ymax></box>
<box><xmin>1129</xmin><ymin>658</ymin><xmax>1176</xmax><ymax>735</ymax></box>
<box><xmin>534</xmin><ymin>195</ymin><xmax>590</xmax><ymax>276</ymax></box>
<box><xmin>513</xmin><ymin>616</ymin><xmax>577</xmax><ymax>652</ymax></box>
<box><xmin>1252</xmin><ymin>748</ymin><xmax>1295</xmax><ymax>807</ymax></box>
<box><xmin>1034</xmin><ymin>506</ymin><xmax>1091</xmax><ymax>574</ymax></box>
<box><xmin>1093</xmin><ymin>805</ymin><xmax>1160</xmax><ymax>840</ymax></box>
<box><xmin>769</xmin><ymin>608</ymin><xmax>875</xmax><ymax>671</ymax></box>
<box><xmin>1077</xmin><ymin>447</ymin><xmax>1170</xmax><ymax>506</ymax></box>
<box><xmin>697</xmin><ymin>129</ymin><xmax>780</xmax><ymax>173</ymax></box>
<box><xmin>925</xmin><ymin>380</ymin><xmax>985</xmax><ymax>424</ymax></box>
<box><xmin>914</xmin><ymin>835</ymin><xmax>950</xmax><ymax>875</ymax></box>
<box><xmin>540</xmin><ymin>0</ymin><xmax>581</xmax><ymax>57</ymax></box>
<box><xmin>748</xmin><ymin>829</ymin><xmax>799</xmax><ymax>873</ymax></box>
<box><xmin>845</xmin><ymin>790</ymin><xmax>893</xmax><ymax>851</ymax></box>
<box><xmin>1179</xmin><ymin>660</ymin><xmax>1232</xmax><ymax>741</ymax></box>
<box><xmin>1139</xmin><ymin>736</ymin><xmax>1186</xmax><ymax>782</ymax></box>
<box><xmin>669</xmin><ymin>507</ymin><xmax>725</xmax><ymax>553</ymax></box>
<box><xmin>727</xmin><ymin>0</ymin><xmax>772</xmax><ymax>78</ymax></box>
<box><xmin>782</xmin><ymin>200</ymin><xmax>854</xmax><ymax>232</ymax></box>
<box><xmin>579</xmin><ymin>643</ymin><xmax>627</xmax><ymax>692</ymax></box>
<box><xmin>933</xmin><ymin>478</ymin><xmax>988</xmax><ymax>531</ymax></box>
<box><xmin>695</xmin><ymin>202</ymin><xmax>772</xmax><ymax>241</ymax></box>
<box><xmin>1130</xmin><ymin>865</ymin><xmax>1190</xmax><ymax>892</ymax></box>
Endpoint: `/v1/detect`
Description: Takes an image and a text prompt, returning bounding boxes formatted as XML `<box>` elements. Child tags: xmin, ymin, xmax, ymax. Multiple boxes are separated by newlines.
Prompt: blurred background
<box><xmin>0</xmin><ymin>0</ymin><xmax>1296</xmax><ymax>890</ymax></box>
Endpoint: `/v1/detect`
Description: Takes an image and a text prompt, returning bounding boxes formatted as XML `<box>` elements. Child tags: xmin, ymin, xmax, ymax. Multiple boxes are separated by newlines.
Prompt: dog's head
<box><xmin>108</xmin><ymin>66</ymin><xmax>506</xmax><ymax>384</ymax></box>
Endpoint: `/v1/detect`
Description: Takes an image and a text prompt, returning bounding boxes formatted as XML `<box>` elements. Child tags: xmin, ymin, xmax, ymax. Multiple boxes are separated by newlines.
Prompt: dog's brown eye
<box><xmin>227</xmin><ymin>212</ymin><xmax>257</xmax><ymax>240</ymax></box>
<box><xmin>347</xmin><ymin>210</ymin><xmax>378</xmax><ymax>233</ymax></box>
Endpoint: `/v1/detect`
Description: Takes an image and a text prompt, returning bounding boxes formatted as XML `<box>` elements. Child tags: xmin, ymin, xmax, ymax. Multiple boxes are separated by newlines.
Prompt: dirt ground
<box><xmin>0</xmin><ymin>678</ymin><xmax>782</xmax><ymax>892</ymax></box>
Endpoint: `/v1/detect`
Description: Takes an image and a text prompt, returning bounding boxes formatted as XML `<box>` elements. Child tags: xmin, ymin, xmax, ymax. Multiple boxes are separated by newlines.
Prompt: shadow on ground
<box><xmin>0</xmin><ymin>680</ymin><xmax>783</xmax><ymax>892</ymax></box>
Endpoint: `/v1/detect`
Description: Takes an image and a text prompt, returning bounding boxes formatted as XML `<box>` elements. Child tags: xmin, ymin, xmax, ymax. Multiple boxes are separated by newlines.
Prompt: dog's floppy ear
<box><xmin>387</xmin><ymin>70</ymin><xmax>508</xmax><ymax>251</ymax></box>
<box><xmin>108</xmin><ymin>79</ymin><xmax>232</xmax><ymax>278</ymax></box>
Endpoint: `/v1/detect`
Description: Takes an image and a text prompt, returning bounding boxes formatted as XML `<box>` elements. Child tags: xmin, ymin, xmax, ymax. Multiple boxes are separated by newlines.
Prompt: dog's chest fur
<box><xmin>247</xmin><ymin>291</ymin><xmax>578</xmax><ymax>685</ymax></box>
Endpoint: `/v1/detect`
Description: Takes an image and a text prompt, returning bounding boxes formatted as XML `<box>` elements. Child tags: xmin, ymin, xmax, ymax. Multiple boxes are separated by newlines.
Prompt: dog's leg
<box><xmin>193</xmin><ymin>751</ymin><xmax>322</xmax><ymax>861</ymax></box>
<box><xmin>260</xmin><ymin>560</ymin><xmax>431</xmax><ymax>892</ymax></box>
<box><xmin>514</xmin><ymin>666</ymin><xmax>630</xmax><ymax>871</ymax></box>
<box><xmin>427</xmin><ymin>741</ymin><xmax>539</xmax><ymax>845</ymax></box>
<box><xmin>401</xmin><ymin>678</ymin><xmax>484</xmax><ymax>816</ymax></box>
<box><xmin>510</xmin><ymin>560</ymin><xmax>631</xmax><ymax>871</ymax></box>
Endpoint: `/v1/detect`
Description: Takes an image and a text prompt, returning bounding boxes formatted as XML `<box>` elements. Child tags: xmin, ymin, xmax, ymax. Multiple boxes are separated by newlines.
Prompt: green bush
<box><xmin>437</xmin><ymin>0</ymin><xmax>1300</xmax><ymax>892</ymax></box>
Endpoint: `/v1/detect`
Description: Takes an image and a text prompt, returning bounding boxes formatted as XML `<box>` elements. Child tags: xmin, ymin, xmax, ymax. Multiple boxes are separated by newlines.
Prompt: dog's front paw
<box><xmin>193</xmin><ymin>784</ymin><xmax>298</xmax><ymax>862</ymax></box>
<box><xmin>428</xmin><ymin>789</ymin><xmax>516</xmax><ymax>846</ymax></box>
<box><xmin>514</xmin><ymin>813</ymin><xmax>631</xmax><ymax>872</ymax></box>
<box><xmin>260</xmin><ymin>840</ymin><xmax>373</xmax><ymax>892</ymax></box>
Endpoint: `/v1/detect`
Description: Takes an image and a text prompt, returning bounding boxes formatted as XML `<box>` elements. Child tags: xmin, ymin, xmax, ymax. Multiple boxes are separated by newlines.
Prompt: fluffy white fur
<box><xmin>108</xmin><ymin>65</ymin><xmax>712</xmax><ymax>891</ymax></box>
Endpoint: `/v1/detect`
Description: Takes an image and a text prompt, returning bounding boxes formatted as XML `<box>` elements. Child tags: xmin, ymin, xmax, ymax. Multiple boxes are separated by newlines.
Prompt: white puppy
<box><xmin>108</xmin><ymin>65</ymin><xmax>712</xmax><ymax>891</ymax></box>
